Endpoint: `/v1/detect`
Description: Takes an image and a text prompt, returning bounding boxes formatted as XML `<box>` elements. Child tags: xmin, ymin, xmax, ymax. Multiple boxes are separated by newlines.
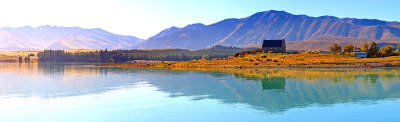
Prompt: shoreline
<box><xmin>96</xmin><ymin>62</ymin><xmax>400</xmax><ymax>69</ymax></box>
<box><xmin>96</xmin><ymin>54</ymin><xmax>400</xmax><ymax>69</ymax></box>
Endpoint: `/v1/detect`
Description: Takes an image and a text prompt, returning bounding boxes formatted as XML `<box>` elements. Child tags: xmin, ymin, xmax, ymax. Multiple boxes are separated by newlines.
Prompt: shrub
<box><xmin>344</xmin><ymin>52</ymin><xmax>357</xmax><ymax>57</ymax></box>
<box><xmin>202</xmin><ymin>55</ymin><xmax>211</xmax><ymax>60</ymax></box>
<box><xmin>394</xmin><ymin>51</ymin><xmax>400</xmax><ymax>56</ymax></box>
<box><xmin>234</xmin><ymin>49</ymin><xmax>263</xmax><ymax>57</ymax></box>
<box><xmin>234</xmin><ymin>52</ymin><xmax>240</xmax><ymax>57</ymax></box>
<box><xmin>305</xmin><ymin>50</ymin><xmax>320</xmax><ymax>54</ymax></box>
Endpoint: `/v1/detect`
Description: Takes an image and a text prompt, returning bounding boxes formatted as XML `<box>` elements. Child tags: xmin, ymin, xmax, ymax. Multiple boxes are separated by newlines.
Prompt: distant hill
<box><xmin>148</xmin><ymin>23</ymin><xmax>207</xmax><ymax>40</ymax></box>
<box><xmin>0</xmin><ymin>25</ymin><xmax>143</xmax><ymax>51</ymax></box>
<box><xmin>133</xmin><ymin>10</ymin><xmax>400</xmax><ymax>50</ymax></box>
<box><xmin>3</xmin><ymin>10</ymin><xmax>400</xmax><ymax>51</ymax></box>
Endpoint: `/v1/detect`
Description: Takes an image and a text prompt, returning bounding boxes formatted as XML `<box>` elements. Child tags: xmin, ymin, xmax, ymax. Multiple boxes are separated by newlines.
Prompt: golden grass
<box><xmin>0</xmin><ymin>50</ymin><xmax>41</xmax><ymax>62</ymax></box>
<box><xmin>0</xmin><ymin>49</ymin><xmax>99</xmax><ymax>62</ymax></box>
<box><xmin>146</xmin><ymin>53</ymin><xmax>400</xmax><ymax>68</ymax></box>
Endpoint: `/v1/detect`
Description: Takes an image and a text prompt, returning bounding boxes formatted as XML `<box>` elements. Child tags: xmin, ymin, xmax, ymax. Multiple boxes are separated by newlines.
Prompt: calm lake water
<box><xmin>0</xmin><ymin>63</ymin><xmax>400</xmax><ymax>122</ymax></box>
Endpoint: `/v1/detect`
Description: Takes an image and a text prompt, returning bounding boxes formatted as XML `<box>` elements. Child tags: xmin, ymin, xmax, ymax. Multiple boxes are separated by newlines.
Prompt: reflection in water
<box><xmin>261</xmin><ymin>77</ymin><xmax>285</xmax><ymax>91</ymax></box>
<box><xmin>0</xmin><ymin>63</ymin><xmax>145</xmax><ymax>98</ymax></box>
<box><xmin>136</xmin><ymin>68</ymin><xmax>400</xmax><ymax>113</ymax></box>
<box><xmin>0</xmin><ymin>63</ymin><xmax>400</xmax><ymax>114</ymax></box>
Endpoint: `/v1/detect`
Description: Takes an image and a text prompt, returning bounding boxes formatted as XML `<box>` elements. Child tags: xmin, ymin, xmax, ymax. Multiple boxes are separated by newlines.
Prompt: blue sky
<box><xmin>0</xmin><ymin>0</ymin><xmax>398</xmax><ymax>39</ymax></box>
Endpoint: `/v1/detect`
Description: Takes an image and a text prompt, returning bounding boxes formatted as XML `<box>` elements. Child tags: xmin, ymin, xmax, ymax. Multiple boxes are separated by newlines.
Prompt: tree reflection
<box><xmin>261</xmin><ymin>77</ymin><xmax>285</xmax><ymax>91</ymax></box>
<box><xmin>1</xmin><ymin>63</ymin><xmax>400</xmax><ymax>114</ymax></box>
<box><xmin>146</xmin><ymin>68</ymin><xmax>400</xmax><ymax>113</ymax></box>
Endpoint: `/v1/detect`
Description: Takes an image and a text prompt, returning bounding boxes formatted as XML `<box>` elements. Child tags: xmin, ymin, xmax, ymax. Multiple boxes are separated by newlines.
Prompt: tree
<box><xmin>202</xmin><ymin>55</ymin><xmax>211</xmax><ymax>60</ymax></box>
<box><xmin>353</xmin><ymin>46</ymin><xmax>361</xmax><ymax>50</ymax></box>
<box><xmin>343</xmin><ymin>43</ymin><xmax>354</xmax><ymax>53</ymax></box>
<box><xmin>397</xmin><ymin>45</ymin><xmax>400</xmax><ymax>56</ymax></box>
<box><xmin>37</xmin><ymin>46</ymin><xmax>244</xmax><ymax>63</ymax></box>
<box><xmin>369</xmin><ymin>41</ymin><xmax>379</xmax><ymax>58</ymax></box>
<box><xmin>329</xmin><ymin>43</ymin><xmax>342</xmax><ymax>54</ymax></box>
<box><xmin>380</xmin><ymin>45</ymin><xmax>394</xmax><ymax>57</ymax></box>
<box><xmin>361</xmin><ymin>42</ymin><xmax>369</xmax><ymax>52</ymax></box>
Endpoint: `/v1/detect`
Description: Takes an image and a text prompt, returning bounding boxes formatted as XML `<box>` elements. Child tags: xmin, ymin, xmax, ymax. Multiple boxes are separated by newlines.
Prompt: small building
<box><xmin>262</xmin><ymin>39</ymin><xmax>286</xmax><ymax>53</ymax></box>
<box><xmin>352</xmin><ymin>50</ymin><xmax>367</xmax><ymax>58</ymax></box>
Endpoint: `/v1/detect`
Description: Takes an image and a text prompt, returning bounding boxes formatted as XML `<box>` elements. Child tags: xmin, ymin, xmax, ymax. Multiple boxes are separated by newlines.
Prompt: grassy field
<box><xmin>104</xmin><ymin>53</ymin><xmax>400</xmax><ymax>68</ymax></box>
<box><xmin>0</xmin><ymin>50</ymin><xmax>41</xmax><ymax>62</ymax></box>
<box><xmin>0</xmin><ymin>49</ymin><xmax>99</xmax><ymax>62</ymax></box>
<box><xmin>4</xmin><ymin>49</ymin><xmax>400</xmax><ymax>68</ymax></box>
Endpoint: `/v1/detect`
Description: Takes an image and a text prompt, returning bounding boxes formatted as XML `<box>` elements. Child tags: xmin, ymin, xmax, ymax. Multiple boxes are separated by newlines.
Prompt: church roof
<box><xmin>262</xmin><ymin>40</ymin><xmax>284</xmax><ymax>47</ymax></box>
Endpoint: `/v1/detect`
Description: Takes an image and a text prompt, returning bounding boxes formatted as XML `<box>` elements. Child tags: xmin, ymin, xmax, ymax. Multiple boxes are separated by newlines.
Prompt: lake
<box><xmin>0</xmin><ymin>63</ymin><xmax>400</xmax><ymax>121</ymax></box>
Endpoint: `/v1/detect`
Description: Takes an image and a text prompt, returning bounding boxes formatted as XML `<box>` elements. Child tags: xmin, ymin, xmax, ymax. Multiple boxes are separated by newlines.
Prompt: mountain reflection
<box><xmin>138</xmin><ymin>68</ymin><xmax>400</xmax><ymax>113</ymax></box>
<box><xmin>0</xmin><ymin>63</ymin><xmax>400</xmax><ymax>113</ymax></box>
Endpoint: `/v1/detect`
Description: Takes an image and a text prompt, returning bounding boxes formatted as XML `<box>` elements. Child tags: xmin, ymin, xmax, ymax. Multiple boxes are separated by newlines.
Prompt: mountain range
<box><xmin>0</xmin><ymin>25</ymin><xmax>143</xmax><ymax>51</ymax></box>
<box><xmin>1</xmin><ymin>10</ymin><xmax>400</xmax><ymax>51</ymax></box>
<box><xmin>134</xmin><ymin>10</ymin><xmax>400</xmax><ymax>50</ymax></box>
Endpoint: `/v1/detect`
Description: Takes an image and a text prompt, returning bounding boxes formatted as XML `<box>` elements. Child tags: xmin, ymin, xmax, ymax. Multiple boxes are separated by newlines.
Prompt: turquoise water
<box><xmin>0</xmin><ymin>63</ymin><xmax>400</xmax><ymax>121</ymax></box>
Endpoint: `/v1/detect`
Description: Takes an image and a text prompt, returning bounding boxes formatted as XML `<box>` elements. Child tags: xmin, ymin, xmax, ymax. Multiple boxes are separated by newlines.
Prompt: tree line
<box><xmin>329</xmin><ymin>41</ymin><xmax>400</xmax><ymax>57</ymax></box>
<box><xmin>38</xmin><ymin>45</ymin><xmax>244</xmax><ymax>63</ymax></box>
